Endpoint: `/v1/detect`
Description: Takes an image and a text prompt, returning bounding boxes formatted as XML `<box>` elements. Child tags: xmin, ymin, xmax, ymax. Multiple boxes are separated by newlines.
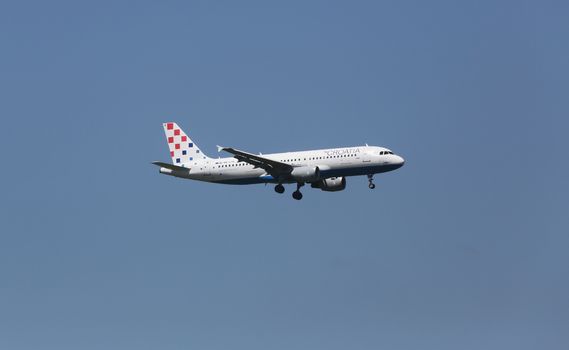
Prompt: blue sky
<box><xmin>1</xmin><ymin>1</ymin><xmax>568</xmax><ymax>349</ymax></box>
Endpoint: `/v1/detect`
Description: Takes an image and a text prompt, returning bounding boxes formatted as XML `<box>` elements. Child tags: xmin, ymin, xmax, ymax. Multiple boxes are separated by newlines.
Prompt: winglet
<box><xmin>217</xmin><ymin>145</ymin><xmax>225</xmax><ymax>153</ymax></box>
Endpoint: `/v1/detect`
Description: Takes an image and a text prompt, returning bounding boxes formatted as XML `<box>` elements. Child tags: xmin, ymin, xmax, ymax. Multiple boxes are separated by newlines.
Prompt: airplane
<box><xmin>153</xmin><ymin>122</ymin><xmax>405</xmax><ymax>200</ymax></box>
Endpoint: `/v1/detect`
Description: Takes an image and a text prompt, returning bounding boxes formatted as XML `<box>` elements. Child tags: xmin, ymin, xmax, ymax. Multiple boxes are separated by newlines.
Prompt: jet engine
<box><xmin>290</xmin><ymin>166</ymin><xmax>320</xmax><ymax>182</ymax></box>
<box><xmin>311</xmin><ymin>177</ymin><xmax>346</xmax><ymax>192</ymax></box>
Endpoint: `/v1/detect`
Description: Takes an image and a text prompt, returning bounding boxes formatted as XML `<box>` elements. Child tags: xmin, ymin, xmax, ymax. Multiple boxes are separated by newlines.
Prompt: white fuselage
<box><xmin>175</xmin><ymin>146</ymin><xmax>404</xmax><ymax>184</ymax></box>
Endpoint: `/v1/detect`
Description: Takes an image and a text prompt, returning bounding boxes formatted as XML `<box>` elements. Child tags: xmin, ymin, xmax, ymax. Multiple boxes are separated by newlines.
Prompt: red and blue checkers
<box><xmin>164</xmin><ymin>122</ymin><xmax>201</xmax><ymax>165</ymax></box>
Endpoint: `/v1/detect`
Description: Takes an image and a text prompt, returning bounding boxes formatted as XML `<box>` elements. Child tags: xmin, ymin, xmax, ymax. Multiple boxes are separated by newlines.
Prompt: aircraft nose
<box><xmin>396</xmin><ymin>155</ymin><xmax>405</xmax><ymax>167</ymax></box>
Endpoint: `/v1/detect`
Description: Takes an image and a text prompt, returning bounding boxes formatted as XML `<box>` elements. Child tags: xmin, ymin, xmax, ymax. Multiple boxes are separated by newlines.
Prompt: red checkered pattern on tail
<box><xmin>162</xmin><ymin>122</ymin><xmax>208</xmax><ymax>165</ymax></box>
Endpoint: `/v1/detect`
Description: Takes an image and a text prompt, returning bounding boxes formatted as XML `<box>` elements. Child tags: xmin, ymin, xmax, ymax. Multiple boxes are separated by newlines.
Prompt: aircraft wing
<box><xmin>217</xmin><ymin>146</ymin><xmax>293</xmax><ymax>177</ymax></box>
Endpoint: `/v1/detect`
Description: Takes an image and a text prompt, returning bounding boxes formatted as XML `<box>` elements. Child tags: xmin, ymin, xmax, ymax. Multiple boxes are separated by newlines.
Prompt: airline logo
<box><xmin>163</xmin><ymin>122</ymin><xmax>198</xmax><ymax>164</ymax></box>
<box><xmin>324</xmin><ymin>148</ymin><xmax>360</xmax><ymax>156</ymax></box>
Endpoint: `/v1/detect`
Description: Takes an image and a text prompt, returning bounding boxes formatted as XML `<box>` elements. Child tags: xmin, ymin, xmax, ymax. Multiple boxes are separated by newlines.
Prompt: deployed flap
<box><xmin>217</xmin><ymin>146</ymin><xmax>292</xmax><ymax>177</ymax></box>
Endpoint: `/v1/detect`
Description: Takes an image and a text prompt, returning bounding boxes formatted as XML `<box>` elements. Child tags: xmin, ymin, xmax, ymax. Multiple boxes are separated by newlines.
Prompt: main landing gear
<box><xmin>367</xmin><ymin>174</ymin><xmax>376</xmax><ymax>189</ymax></box>
<box><xmin>292</xmin><ymin>182</ymin><xmax>304</xmax><ymax>200</ymax></box>
<box><xmin>274</xmin><ymin>183</ymin><xmax>304</xmax><ymax>200</ymax></box>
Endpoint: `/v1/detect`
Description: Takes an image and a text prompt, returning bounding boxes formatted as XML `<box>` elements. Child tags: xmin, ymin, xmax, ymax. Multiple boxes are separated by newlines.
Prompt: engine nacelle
<box><xmin>311</xmin><ymin>177</ymin><xmax>346</xmax><ymax>192</ymax></box>
<box><xmin>290</xmin><ymin>166</ymin><xmax>320</xmax><ymax>182</ymax></box>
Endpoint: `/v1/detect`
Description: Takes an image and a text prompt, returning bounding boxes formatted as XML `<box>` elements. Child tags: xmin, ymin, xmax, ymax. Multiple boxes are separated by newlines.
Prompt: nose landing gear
<box><xmin>367</xmin><ymin>174</ymin><xmax>376</xmax><ymax>189</ymax></box>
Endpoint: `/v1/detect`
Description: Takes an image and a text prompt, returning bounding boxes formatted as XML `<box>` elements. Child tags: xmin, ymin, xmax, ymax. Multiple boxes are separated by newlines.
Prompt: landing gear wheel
<box><xmin>367</xmin><ymin>174</ymin><xmax>376</xmax><ymax>190</ymax></box>
<box><xmin>292</xmin><ymin>182</ymin><xmax>304</xmax><ymax>200</ymax></box>
<box><xmin>275</xmin><ymin>184</ymin><xmax>285</xmax><ymax>194</ymax></box>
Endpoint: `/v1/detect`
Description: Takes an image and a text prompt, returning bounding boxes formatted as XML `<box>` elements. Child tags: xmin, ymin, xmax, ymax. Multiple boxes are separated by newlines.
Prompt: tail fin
<box><xmin>162</xmin><ymin>122</ymin><xmax>209</xmax><ymax>165</ymax></box>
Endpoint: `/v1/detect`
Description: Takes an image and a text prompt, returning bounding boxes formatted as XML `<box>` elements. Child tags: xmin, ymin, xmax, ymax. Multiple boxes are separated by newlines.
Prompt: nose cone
<box><xmin>395</xmin><ymin>155</ymin><xmax>405</xmax><ymax>168</ymax></box>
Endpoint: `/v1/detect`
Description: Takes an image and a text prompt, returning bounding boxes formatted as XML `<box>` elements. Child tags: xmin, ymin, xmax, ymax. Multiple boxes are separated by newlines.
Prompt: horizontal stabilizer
<box><xmin>151</xmin><ymin>161</ymin><xmax>189</xmax><ymax>171</ymax></box>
